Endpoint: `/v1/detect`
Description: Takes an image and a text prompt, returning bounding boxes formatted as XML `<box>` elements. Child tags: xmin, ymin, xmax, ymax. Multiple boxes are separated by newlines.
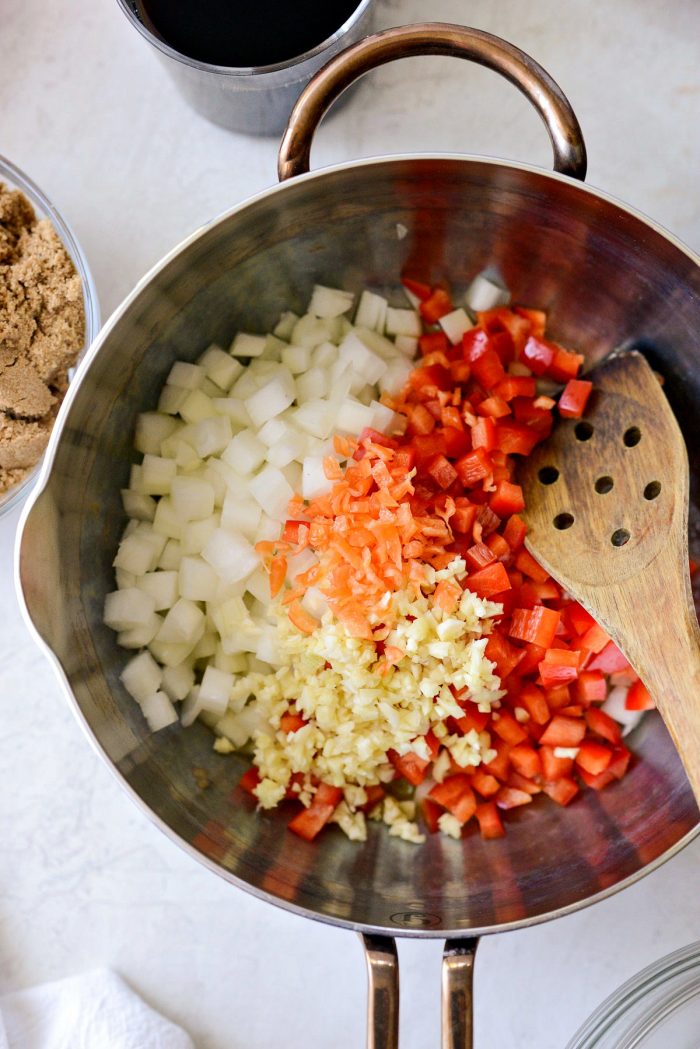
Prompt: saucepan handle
<box><xmin>442</xmin><ymin>938</ymin><xmax>479</xmax><ymax>1049</ymax></box>
<box><xmin>359</xmin><ymin>934</ymin><xmax>480</xmax><ymax>1049</ymax></box>
<box><xmin>278</xmin><ymin>22</ymin><xmax>586</xmax><ymax>182</ymax></box>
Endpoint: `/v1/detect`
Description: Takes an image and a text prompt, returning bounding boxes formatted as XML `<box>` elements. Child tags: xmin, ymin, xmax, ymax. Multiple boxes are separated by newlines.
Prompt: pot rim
<box><xmin>15</xmin><ymin>151</ymin><xmax>700</xmax><ymax>939</ymax></box>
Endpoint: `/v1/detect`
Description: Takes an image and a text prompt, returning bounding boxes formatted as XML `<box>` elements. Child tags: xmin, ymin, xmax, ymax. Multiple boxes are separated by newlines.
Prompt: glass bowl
<box><xmin>0</xmin><ymin>154</ymin><xmax>100</xmax><ymax>519</ymax></box>
<box><xmin>566</xmin><ymin>942</ymin><xmax>700</xmax><ymax>1049</ymax></box>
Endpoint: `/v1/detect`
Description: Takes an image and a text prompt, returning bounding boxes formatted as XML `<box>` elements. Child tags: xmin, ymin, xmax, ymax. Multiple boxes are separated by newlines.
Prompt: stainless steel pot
<box><xmin>16</xmin><ymin>24</ymin><xmax>700</xmax><ymax>1049</ymax></box>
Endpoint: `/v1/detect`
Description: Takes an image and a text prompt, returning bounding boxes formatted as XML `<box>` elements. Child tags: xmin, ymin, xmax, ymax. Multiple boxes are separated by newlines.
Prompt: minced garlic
<box><xmin>213</xmin><ymin>558</ymin><xmax>504</xmax><ymax>842</ymax></box>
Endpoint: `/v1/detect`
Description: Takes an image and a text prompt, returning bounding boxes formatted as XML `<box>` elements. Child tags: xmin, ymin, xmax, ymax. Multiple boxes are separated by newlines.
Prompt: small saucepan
<box><xmin>16</xmin><ymin>25</ymin><xmax>700</xmax><ymax>1048</ymax></box>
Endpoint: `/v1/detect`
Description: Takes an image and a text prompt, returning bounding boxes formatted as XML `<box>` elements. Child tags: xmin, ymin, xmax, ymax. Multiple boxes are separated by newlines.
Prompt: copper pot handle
<box><xmin>278</xmin><ymin>22</ymin><xmax>586</xmax><ymax>182</ymax></box>
<box><xmin>360</xmin><ymin>934</ymin><xmax>480</xmax><ymax>1049</ymax></box>
<box><xmin>361</xmin><ymin>934</ymin><xmax>399</xmax><ymax>1049</ymax></box>
<box><xmin>442</xmin><ymin>938</ymin><xmax>479</xmax><ymax>1049</ymax></box>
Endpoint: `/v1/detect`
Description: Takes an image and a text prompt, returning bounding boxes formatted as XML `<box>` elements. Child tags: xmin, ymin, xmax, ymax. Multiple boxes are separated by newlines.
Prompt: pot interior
<box><xmin>19</xmin><ymin>158</ymin><xmax>700</xmax><ymax>935</ymax></box>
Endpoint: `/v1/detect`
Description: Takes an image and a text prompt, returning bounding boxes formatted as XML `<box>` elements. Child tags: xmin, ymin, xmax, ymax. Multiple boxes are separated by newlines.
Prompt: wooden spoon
<box><xmin>518</xmin><ymin>350</ymin><xmax>700</xmax><ymax>805</ymax></box>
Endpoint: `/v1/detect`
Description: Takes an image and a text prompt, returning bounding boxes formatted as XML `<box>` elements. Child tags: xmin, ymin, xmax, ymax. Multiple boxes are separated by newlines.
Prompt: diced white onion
<box><xmin>355</xmin><ymin>290</ymin><xmax>388</xmax><ymax>333</ymax></box>
<box><xmin>308</xmin><ymin>284</ymin><xmax>355</xmax><ymax>319</ymax></box>
<box><xmin>245</xmin><ymin>369</ymin><xmax>296</xmax><ymax>428</ymax></box>
<box><xmin>140</xmin><ymin>691</ymin><xmax>178</xmax><ymax>732</ymax></box>
<box><xmin>248</xmin><ymin>464</ymin><xmax>294</xmax><ymax>519</ymax></box>
<box><xmin>155</xmin><ymin>598</ymin><xmax>205</xmax><ymax>646</ymax></box>
<box><xmin>230</xmin><ymin>332</ymin><xmax>267</xmax><ymax>358</ymax></box>
<box><xmin>386</xmin><ymin>307</ymin><xmax>422</xmax><ymax>337</ymax></box>
<box><xmin>439</xmin><ymin>307</ymin><xmax>473</xmax><ymax>345</ymax></box>
<box><xmin>202</xmin><ymin>528</ymin><xmax>258</xmax><ymax>584</ymax></box>
<box><xmin>120</xmin><ymin>650</ymin><xmax>163</xmax><ymax>703</ymax></box>
<box><xmin>465</xmin><ymin>273</ymin><xmax>510</xmax><ymax>312</ymax></box>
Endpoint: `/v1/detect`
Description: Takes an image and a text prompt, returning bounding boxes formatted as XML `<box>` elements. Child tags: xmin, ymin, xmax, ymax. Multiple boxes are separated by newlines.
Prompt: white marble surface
<box><xmin>1</xmin><ymin>1</ymin><xmax>699</xmax><ymax>1047</ymax></box>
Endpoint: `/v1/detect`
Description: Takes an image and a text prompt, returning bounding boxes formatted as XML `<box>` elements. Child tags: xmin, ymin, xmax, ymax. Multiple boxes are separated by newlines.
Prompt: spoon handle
<box><xmin>606</xmin><ymin>563</ymin><xmax>700</xmax><ymax>807</ymax></box>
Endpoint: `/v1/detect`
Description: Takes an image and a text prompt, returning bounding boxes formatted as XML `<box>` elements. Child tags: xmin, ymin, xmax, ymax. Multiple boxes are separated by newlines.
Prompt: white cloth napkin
<box><xmin>0</xmin><ymin>969</ymin><xmax>195</xmax><ymax>1049</ymax></box>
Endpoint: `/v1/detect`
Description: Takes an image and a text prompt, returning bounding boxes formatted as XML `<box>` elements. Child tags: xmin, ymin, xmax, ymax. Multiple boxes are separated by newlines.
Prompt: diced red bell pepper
<box><xmin>360</xmin><ymin>785</ymin><xmax>386</xmax><ymax>812</ymax></box>
<box><xmin>539</xmin><ymin>745</ymin><xmax>574</xmax><ymax>781</ymax></box>
<box><xmin>476</xmin><ymin>505</ymin><xmax>501</xmax><ymax>538</ymax></box>
<box><xmin>442</xmin><ymin>426</ymin><xmax>471</xmax><ymax>458</ymax></box>
<box><xmin>509</xmin><ymin>742</ymin><xmax>542</xmax><ymax>779</ymax></box>
<box><xmin>542</xmin><ymin>777</ymin><xmax>579</xmax><ymax>806</ymax></box>
<box><xmin>471</xmin><ymin>349</ymin><xmax>507</xmax><ymax>390</ymax></box>
<box><xmin>559</xmin><ymin>379</ymin><xmax>593</xmax><ymax>418</ymax></box>
<box><xmin>450</xmin><ymin>359</ymin><xmax>472</xmax><ymax>384</ymax></box>
<box><xmin>495</xmin><ymin>786</ymin><xmax>532</xmax><ymax>810</ymax></box>
<box><xmin>484</xmin><ymin>738</ymin><xmax>512</xmax><ymax>781</ymax></box>
<box><xmin>462</xmin><ymin>327</ymin><xmax>493</xmax><ymax>362</ymax></box>
<box><xmin>471</xmin><ymin>416</ymin><xmax>496</xmax><ymax>451</ymax></box>
<box><xmin>588</xmin><ymin>640</ymin><xmax>631</xmax><ymax>673</ymax></box>
<box><xmin>514</xmin><ymin>306</ymin><xmax>546</xmax><ymax>337</ymax></box>
<box><xmin>409</xmin><ymin>403</ymin><xmax>436</xmax><ymax>436</ymax></box>
<box><xmin>539</xmin><ymin>649</ymin><xmax>580</xmax><ymax>688</ymax></box>
<box><xmin>515</xmin><ymin>547</ymin><xmax>550</xmax><ymax>583</ymax></box>
<box><xmin>519</xmin><ymin>580</ymin><xmax>561</xmax><ymax>607</ymax></box>
<box><xmin>492</xmin><ymin>710</ymin><xmax>528</xmax><ymax>745</ymax></box>
<box><xmin>429</xmin><ymin>775</ymin><xmax>477</xmax><ymax>823</ymax></box>
<box><xmin>565</xmin><ymin>603</ymin><xmax>596</xmax><ymax>636</ymax></box>
<box><xmin>451</xmin><ymin>500</ymin><xmax>478</xmax><ymax>534</ymax></box>
<box><xmin>493</xmin><ymin>376</ymin><xmax>537</xmax><ymax>402</ymax></box>
<box><xmin>508</xmin><ymin>770</ymin><xmax>542</xmax><ymax>795</ymax></box>
<box><xmin>408</xmin><ymin>364</ymin><xmax>452</xmax><ymax>393</ymax></box>
<box><xmin>607</xmin><ymin>744</ymin><xmax>632</xmax><ymax>779</ymax></box>
<box><xmin>455</xmin><ymin>447</ymin><xmax>492</xmax><ymax>485</ymax></box>
<box><xmin>472</xmin><ymin>770</ymin><xmax>501</xmax><ymax>798</ymax></box>
<box><xmin>485</xmin><ymin>631</ymin><xmax>525</xmax><ymax>679</ymax></box>
<box><xmin>577</xmin><ymin>766</ymin><xmax>614</xmax><ymax>790</ymax></box>
<box><xmin>576</xmin><ymin>670</ymin><xmax>607</xmax><ymax>705</ymax></box>
<box><xmin>427</xmin><ymin>454</ymin><xmax>459</xmax><ymax>489</ymax></box>
<box><xmin>420</xmin><ymin>288</ymin><xmax>453</xmax><ymax>323</ymax></box>
<box><xmin>625</xmin><ymin>679</ymin><xmax>655</xmax><ymax>710</ymax></box>
<box><xmin>280</xmin><ymin>711</ymin><xmax>307</xmax><ymax>733</ymax></box>
<box><xmin>467</xmin><ymin>561</ymin><xmax>511</xmax><ymax>598</ymax></box>
<box><xmin>401</xmin><ymin>276</ymin><xmax>432</xmax><ymax>301</ymax></box>
<box><xmin>516</xmin><ymin>643</ymin><xmax>547</xmax><ymax>676</ymax></box>
<box><xmin>503</xmin><ymin>514</ymin><xmax>527</xmax><ymax>550</ymax></box>
<box><xmin>518</xmin><ymin>683</ymin><xmax>550</xmax><ymax>725</ymax></box>
<box><xmin>512</xmin><ymin>397</ymin><xmax>554</xmax><ymax>433</ymax></box>
<box><xmin>288</xmin><ymin>783</ymin><xmax>343</xmax><ymax>841</ymax></box>
<box><xmin>548</xmin><ymin>347</ymin><xmax>584</xmax><ymax>382</ymax></box>
<box><xmin>411</xmin><ymin>432</ymin><xmax>447</xmax><ymax>465</ymax></box>
<box><xmin>465</xmin><ymin>542</ymin><xmax>497</xmax><ymax>571</ymax></box>
<box><xmin>420</xmin><ymin>331</ymin><xmax>449</xmax><ymax>357</ymax></box>
<box><xmin>489</xmin><ymin>481</ymin><xmax>525</xmax><ymax>517</ymax></box>
<box><xmin>546</xmin><ymin>685</ymin><xmax>571</xmax><ymax>710</ymax></box>
<box><xmin>239</xmin><ymin>766</ymin><xmax>261</xmax><ymax>796</ymax></box>
<box><xmin>495</xmin><ymin>421</ymin><xmax>541</xmax><ymax>456</ymax></box>
<box><xmin>388</xmin><ymin>748</ymin><xmax>431</xmax><ymax>786</ymax></box>
<box><xmin>421</xmin><ymin>797</ymin><xmax>444</xmax><ymax>834</ymax></box>
<box><xmin>576</xmin><ymin>740</ymin><xmax>613</xmax><ymax>776</ymax></box>
<box><xmin>477</xmin><ymin>395</ymin><xmax>511</xmax><ymax>418</ymax></box>
<box><xmin>577</xmin><ymin>622</ymin><xmax>610</xmax><ymax>655</ymax></box>
<box><xmin>453</xmin><ymin>704</ymin><xmax>490</xmax><ymax>736</ymax></box>
<box><xmin>509</xmin><ymin>606</ymin><xmax>561</xmax><ymax>649</ymax></box>
<box><xmin>585</xmin><ymin>707</ymin><xmax>622</xmax><ymax>744</ymax></box>
<box><xmin>475</xmin><ymin>801</ymin><xmax>506</xmax><ymax>838</ymax></box>
<box><xmin>521</xmin><ymin>336</ymin><xmax>555</xmax><ymax>375</ymax></box>
<box><xmin>485</xmin><ymin>531</ymin><xmax>511</xmax><ymax>562</ymax></box>
<box><xmin>539</xmin><ymin>715</ymin><xmax>587</xmax><ymax>748</ymax></box>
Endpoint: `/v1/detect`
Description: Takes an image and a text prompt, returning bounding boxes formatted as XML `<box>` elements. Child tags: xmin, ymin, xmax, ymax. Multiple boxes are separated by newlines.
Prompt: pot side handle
<box><xmin>360</xmin><ymin>934</ymin><xmax>399</xmax><ymax>1049</ymax></box>
<box><xmin>359</xmin><ymin>934</ymin><xmax>480</xmax><ymax>1049</ymax></box>
<box><xmin>278</xmin><ymin>22</ymin><xmax>586</xmax><ymax>183</ymax></box>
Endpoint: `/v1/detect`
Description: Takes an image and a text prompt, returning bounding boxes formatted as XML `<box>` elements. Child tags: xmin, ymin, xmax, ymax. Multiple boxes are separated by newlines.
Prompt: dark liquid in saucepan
<box><xmin>134</xmin><ymin>0</ymin><xmax>362</xmax><ymax>67</ymax></box>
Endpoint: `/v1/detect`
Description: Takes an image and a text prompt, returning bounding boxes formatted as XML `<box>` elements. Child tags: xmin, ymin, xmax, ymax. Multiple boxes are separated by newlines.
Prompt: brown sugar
<box><xmin>0</xmin><ymin>181</ymin><xmax>85</xmax><ymax>497</ymax></box>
